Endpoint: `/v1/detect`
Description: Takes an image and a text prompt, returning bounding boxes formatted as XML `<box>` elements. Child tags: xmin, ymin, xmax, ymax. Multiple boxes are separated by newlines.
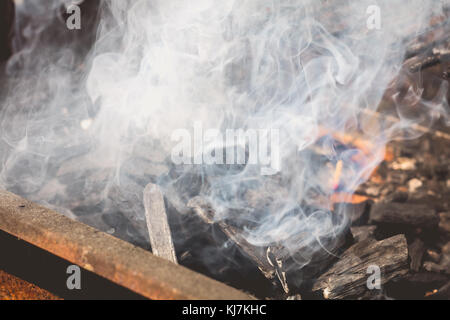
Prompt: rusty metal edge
<box><xmin>0</xmin><ymin>189</ymin><xmax>255</xmax><ymax>300</ymax></box>
<box><xmin>0</xmin><ymin>269</ymin><xmax>62</xmax><ymax>300</ymax></box>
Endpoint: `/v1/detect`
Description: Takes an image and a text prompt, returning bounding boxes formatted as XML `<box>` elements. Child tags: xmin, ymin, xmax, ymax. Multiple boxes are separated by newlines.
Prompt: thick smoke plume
<box><xmin>1</xmin><ymin>0</ymin><xmax>449</xmax><ymax>283</ymax></box>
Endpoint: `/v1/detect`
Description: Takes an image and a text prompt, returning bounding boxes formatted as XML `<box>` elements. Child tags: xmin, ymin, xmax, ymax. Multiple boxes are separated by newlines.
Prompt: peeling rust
<box><xmin>0</xmin><ymin>270</ymin><xmax>61</xmax><ymax>300</ymax></box>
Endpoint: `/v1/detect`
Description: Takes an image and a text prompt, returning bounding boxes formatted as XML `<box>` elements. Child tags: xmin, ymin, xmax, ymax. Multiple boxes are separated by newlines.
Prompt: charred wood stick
<box><xmin>143</xmin><ymin>183</ymin><xmax>177</xmax><ymax>264</ymax></box>
<box><xmin>312</xmin><ymin>234</ymin><xmax>409</xmax><ymax>299</ymax></box>
<box><xmin>187</xmin><ymin>196</ymin><xmax>351</xmax><ymax>295</ymax></box>
<box><xmin>369</xmin><ymin>202</ymin><xmax>439</xmax><ymax>229</ymax></box>
<box><xmin>187</xmin><ymin>196</ymin><xmax>275</xmax><ymax>281</ymax></box>
<box><xmin>187</xmin><ymin>197</ymin><xmax>295</xmax><ymax>293</ymax></box>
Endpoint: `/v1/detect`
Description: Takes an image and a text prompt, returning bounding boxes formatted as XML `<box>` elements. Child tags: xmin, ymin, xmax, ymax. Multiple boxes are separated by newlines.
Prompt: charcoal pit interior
<box><xmin>0</xmin><ymin>0</ymin><xmax>449</xmax><ymax>300</ymax></box>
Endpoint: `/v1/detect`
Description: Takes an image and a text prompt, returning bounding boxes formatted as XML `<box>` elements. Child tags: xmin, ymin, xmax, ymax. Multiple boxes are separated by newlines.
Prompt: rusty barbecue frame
<box><xmin>0</xmin><ymin>189</ymin><xmax>254</xmax><ymax>300</ymax></box>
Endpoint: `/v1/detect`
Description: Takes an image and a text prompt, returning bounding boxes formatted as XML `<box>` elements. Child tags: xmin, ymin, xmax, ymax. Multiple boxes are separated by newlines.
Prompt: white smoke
<box><xmin>1</xmin><ymin>0</ymin><xmax>449</xmax><ymax>277</ymax></box>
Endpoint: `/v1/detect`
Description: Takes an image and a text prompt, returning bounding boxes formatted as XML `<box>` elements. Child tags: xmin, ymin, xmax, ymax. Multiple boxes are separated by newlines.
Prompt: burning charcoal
<box><xmin>427</xmin><ymin>281</ymin><xmax>450</xmax><ymax>299</ymax></box>
<box><xmin>312</xmin><ymin>235</ymin><xmax>409</xmax><ymax>300</ymax></box>
<box><xmin>351</xmin><ymin>225</ymin><xmax>376</xmax><ymax>242</ymax></box>
<box><xmin>2</xmin><ymin>0</ymin><xmax>450</xmax><ymax>301</ymax></box>
<box><xmin>408</xmin><ymin>238</ymin><xmax>425</xmax><ymax>272</ymax></box>
<box><xmin>369</xmin><ymin>202</ymin><xmax>439</xmax><ymax>229</ymax></box>
<box><xmin>333</xmin><ymin>201</ymin><xmax>372</xmax><ymax>226</ymax></box>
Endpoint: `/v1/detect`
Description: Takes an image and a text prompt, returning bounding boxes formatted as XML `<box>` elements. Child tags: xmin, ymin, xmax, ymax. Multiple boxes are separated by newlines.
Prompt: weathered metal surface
<box><xmin>0</xmin><ymin>270</ymin><xmax>61</xmax><ymax>300</ymax></box>
<box><xmin>0</xmin><ymin>189</ymin><xmax>254</xmax><ymax>300</ymax></box>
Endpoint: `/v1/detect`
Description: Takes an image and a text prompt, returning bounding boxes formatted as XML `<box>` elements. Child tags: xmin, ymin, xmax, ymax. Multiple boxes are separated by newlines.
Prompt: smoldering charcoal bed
<box><xmin>0</xmin><ymin>0</ymin><xmax>449</xmax><ymax>300</ymax></box>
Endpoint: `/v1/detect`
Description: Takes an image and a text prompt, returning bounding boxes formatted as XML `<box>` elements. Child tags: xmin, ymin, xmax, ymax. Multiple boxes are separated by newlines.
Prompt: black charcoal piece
<box><xmin>370</xmin><ymin>202</ymin><xmax>438</xmax><ymax>229</ymax></box>
<box><xmin>312</xmin><ymin>235</ymin><xmax>409</xmax><ymax>299</ymax></box>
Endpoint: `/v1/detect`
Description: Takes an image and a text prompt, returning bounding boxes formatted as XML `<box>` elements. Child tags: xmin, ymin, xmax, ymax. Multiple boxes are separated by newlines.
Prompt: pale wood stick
<box><xmin>143</xmin><ymin>183</ymin><xmax>178</xmax><ymax>264</ymax></box>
